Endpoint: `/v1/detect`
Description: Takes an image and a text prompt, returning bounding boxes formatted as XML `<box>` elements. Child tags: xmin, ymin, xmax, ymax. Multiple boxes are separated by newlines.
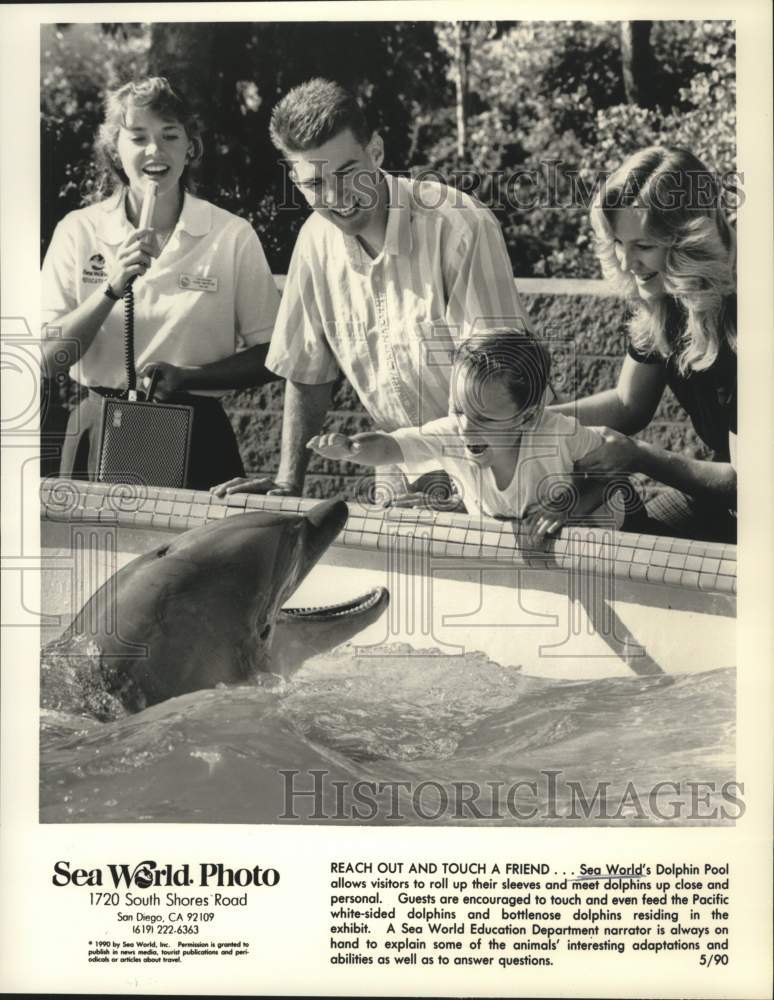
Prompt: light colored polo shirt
<box><xmin>41</xmin><ymin>191</ymin><xmax>280</xmax><ymax>395</ymax></box>
<box><xmin>391</xmin><ymin>410</ymin><xmax>611</xmax><ymax>521</ymax></box>
<box><xmin>266</xmin><ymin>172</ymin><xmax>530</xmax><ymax>430</ymax></box>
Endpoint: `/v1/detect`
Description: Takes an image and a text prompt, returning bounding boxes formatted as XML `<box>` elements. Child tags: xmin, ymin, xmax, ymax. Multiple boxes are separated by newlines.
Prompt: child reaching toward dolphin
<box><xmin>308</xmin><ymin>330</ymin><xmax>624</xmax><ymax>544</ymax></box>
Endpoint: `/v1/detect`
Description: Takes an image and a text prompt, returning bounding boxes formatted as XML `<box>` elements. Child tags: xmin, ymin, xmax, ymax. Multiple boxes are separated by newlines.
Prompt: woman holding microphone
<box><xmin>41</xmin><ymin>76</ymin><xmax>280</xmax><ymax>489</ymax></box>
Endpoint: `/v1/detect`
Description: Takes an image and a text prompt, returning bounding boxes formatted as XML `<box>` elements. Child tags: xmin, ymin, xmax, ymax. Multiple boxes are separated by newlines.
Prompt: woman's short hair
<box><xmin>453</xmin><ymin>329</ymin><xmax>551</xmax><ymax>414</ymax></box>
<box><xmin>269</xmin><ymin>78</ymin><xmax>372</xmax><ymax>155</ymax></box>
<box><xmin>92</xmin><ymin>77</ymin><xmax>204</xmax><ymax>199</ymax></box>
<box><xmin>590</xmin><ymin>146</ymin><xmax>736</xmax><ymax>373</ymax></box>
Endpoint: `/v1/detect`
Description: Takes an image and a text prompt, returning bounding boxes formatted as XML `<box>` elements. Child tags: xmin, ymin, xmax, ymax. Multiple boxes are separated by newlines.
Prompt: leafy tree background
<box><xmin>41</xmin><ymin>19</ymin><xmax>736</xmax><ymax>278</ymax></box>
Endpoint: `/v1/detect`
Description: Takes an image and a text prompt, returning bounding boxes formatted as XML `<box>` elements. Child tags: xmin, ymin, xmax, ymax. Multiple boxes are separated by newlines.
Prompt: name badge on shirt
<box><xmin>179</xmin><ymin>274</ymin><xmax>218</xmax><ymax>292</ymax></box>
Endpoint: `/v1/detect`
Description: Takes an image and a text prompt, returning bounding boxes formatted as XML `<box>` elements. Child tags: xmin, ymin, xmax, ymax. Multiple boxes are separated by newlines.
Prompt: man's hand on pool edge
<box><xmin>210</xmin><ymin>476</ymin><xmax>301</xmax><ymax>498</ymax></box>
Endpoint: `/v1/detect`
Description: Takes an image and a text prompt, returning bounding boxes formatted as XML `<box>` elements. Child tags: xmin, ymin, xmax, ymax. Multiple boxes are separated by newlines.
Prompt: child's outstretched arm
<box><xmin>307</xmin><ymin>431</ymin><xmax>403</xmax><ymax>467</ymax></box>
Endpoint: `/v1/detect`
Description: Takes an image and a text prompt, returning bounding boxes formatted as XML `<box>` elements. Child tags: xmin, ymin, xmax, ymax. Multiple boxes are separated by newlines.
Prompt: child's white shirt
<box><xmin>391</xmin><ymin>410</ymin><xmax>608</xmax><ymax>520</ymax></box>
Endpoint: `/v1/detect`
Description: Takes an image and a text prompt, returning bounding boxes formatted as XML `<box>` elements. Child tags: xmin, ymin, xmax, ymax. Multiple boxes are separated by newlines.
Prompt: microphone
<box><xmin>138</xmin><ymin>180</ymin><xmax>158</xmax><ymax>230</ymax></box>
<box><xmin>125</xmin><ymin>181</ymin><xmax>158</xmax><ymax>399</ymax></box>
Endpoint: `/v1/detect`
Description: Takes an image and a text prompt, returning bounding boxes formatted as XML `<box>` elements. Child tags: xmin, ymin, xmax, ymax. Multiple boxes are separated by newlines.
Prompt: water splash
<box><xmin>40</xmin><ymin>642</ymin><xmax>736</xmax><ymax>826</ymax></box>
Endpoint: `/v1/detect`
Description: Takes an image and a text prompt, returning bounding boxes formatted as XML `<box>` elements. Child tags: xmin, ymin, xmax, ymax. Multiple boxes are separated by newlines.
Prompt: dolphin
<box><xmin>42</xmin><ymin>499</ymin><xmax>388</xmax><ymax>716</ymax></box>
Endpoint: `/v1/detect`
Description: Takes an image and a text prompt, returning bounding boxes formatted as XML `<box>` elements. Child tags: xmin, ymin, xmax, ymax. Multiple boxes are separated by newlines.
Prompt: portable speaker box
<box><xmin>96</xmin><ymin>396</ymin><xmax>194</xmax><ymax>489</ymax></box>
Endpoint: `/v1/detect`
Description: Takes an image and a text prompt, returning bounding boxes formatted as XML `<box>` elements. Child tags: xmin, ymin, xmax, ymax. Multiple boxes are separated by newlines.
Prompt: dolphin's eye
<box><xmin>259</xmin><ymin>625</ymin><xmax>272</xmax><ymax>641</ymax></box>
<box><xmin>156</xmin><ymin>545</ymin><xmax>170</xmax><ymax>558</ymax></box>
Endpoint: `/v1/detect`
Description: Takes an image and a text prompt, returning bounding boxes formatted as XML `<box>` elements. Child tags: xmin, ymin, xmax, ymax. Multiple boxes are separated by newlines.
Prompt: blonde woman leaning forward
<box><xmin>554</xmin><ymin>146</ymin><xmax>737</xmax><ymax>543</ymax></box>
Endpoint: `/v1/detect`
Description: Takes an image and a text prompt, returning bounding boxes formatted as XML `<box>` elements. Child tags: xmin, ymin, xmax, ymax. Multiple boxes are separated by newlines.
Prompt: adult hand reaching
<box><xmin>575</xmin><ymin>427</ymin><xmax>640</xmax><ymax>476</ymax></box>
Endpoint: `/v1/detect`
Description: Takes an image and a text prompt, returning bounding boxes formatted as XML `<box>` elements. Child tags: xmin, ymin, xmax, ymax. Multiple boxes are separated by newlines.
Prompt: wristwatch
<box><xmin>103</xmin><ymin>280</ymin><xmax>121</xmax><ymax>302</ymax></box>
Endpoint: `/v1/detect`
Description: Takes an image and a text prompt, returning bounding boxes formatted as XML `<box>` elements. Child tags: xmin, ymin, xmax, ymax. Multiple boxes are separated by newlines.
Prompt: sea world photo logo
<box><xmin>89</xmin><ymin>253</ymin><xmax>106</xmax><ymax>272</ymax></box>
<box><xmin>51</xmin><ymin>860</ymin><xmax>280</xmax><ymax>888</ymax></box>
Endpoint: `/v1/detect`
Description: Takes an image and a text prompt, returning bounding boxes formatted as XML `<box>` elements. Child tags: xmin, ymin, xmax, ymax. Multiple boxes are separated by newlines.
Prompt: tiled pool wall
<box><xmin>40</xmin><ymin>479</ymin><xmax>736</xmax><ymax>600</ymax></box>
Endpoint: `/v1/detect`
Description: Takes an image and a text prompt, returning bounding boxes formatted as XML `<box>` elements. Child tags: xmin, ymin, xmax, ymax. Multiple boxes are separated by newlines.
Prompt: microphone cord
<box><xmin>123</xmin><ymin>278</ymin><xmax>137</xmax><ymax>396</ymax></box>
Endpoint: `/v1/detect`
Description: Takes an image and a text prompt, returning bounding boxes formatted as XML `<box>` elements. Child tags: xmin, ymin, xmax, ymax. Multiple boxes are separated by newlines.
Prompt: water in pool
<box><xmin>40</xmin><ymin>640</ymin><xmax>736</xmax><ymax>826</ymax></box>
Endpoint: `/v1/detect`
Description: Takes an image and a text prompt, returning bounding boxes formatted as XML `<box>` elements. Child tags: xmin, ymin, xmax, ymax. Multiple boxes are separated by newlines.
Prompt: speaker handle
<box><xmin>146</xmin><ymin>367</ymin><xmax>163</xmax><ymax>403</ymax></box>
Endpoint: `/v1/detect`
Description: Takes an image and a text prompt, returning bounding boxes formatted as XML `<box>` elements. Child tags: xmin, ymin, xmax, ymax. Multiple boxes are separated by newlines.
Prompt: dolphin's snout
<box><xmin>305</xmin><ymin>498</ymin><xmax>349</xmax><ymax>535</ymax></box>
<box><xmin>294</xmin><ymin>499</ymin><xmax>349</xmax><ymax>587</ymax></box>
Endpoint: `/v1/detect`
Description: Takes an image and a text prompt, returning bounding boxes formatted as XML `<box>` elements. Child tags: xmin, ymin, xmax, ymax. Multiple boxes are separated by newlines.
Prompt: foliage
<box><xmin>41</xmin><ymin>23</ymin><xmax>150</xmax><ymax>244</ymax></box>
<box><xmin>41</xmin><ymin>19</ymin><xmax>735</xmax><ymax>278</ymax></box>
<box><xmin>419</xmin><ymin>20</ymin><xmax>736</xmax><ymax>277</ymax></box>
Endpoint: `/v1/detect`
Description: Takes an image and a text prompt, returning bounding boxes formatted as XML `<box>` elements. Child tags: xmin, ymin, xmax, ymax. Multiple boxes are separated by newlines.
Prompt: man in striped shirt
<box><xmin>213</xmin><ymin>79</ymin><xmax>529</xmax><ymax>500</ymax></box>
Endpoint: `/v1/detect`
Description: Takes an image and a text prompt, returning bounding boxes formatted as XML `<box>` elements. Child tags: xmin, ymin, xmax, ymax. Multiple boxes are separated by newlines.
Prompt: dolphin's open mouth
<box><xmin>279</xmin><ymin>587</ymin><xmax>387</xmax><ymax>622</ymax></box>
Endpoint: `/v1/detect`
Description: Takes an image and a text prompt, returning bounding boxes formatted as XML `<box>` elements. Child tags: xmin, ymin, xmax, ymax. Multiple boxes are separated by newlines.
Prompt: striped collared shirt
<box><xmin>266</xmin><ymin>172</ymin><xmax>529</xmax><ymax>430</ymax></box>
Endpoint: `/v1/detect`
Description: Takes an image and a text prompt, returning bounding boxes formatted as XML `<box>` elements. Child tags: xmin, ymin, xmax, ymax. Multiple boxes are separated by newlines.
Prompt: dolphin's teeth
<box><xmin>280</xmin><ymin>586</ymin><xmax>387</xmax><ymax>621</ymax></box>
